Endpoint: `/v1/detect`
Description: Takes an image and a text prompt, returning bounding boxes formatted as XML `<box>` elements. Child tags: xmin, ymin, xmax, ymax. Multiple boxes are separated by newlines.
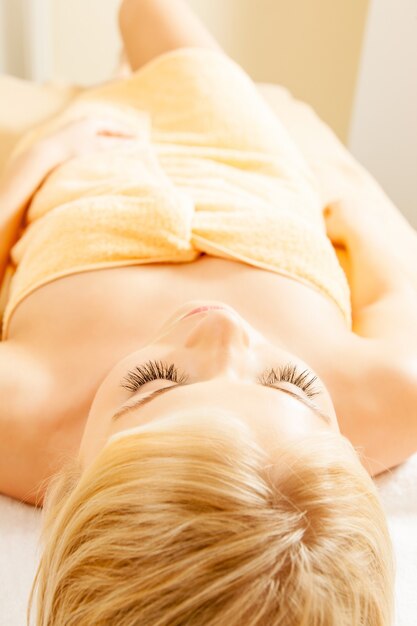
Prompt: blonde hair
<box><xmin>29</xmin><ymin>409</ymin><xmax>395</xmax><ymax>626</ymax></box>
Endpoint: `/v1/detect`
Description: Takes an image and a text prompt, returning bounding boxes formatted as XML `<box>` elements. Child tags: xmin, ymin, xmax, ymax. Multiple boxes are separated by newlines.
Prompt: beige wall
<box><xmin>0</xmin><ymin>0</ymin><xmax>369</xmax><ymax>142</ymax></box>
<box><xmin>187</xmin><ymin>0</ymin><xmax>370</xmax><ymax>143</ymax></box>
<box><xmin>1</xmin><ymin>0</ymin><xmax>415</xmax><ymax>225</ymax></box>
<box><xmin>349</xmin><ymin>0</ymin><xmax>417</xmax><ymax>227</ymax></box>
<box><xmin>1</xmin><ymin>1</ymin><xmax>414</xmax><ymax>223</ymax></box>
<box><xmin>50</xmin><ymin>0</ymin><xmax>121</xmax><ymax>85</ymax></box>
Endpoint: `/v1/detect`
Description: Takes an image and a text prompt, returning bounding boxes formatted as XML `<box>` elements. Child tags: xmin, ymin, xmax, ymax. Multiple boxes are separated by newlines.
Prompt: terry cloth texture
<box><xmin>0</xmin><ymin>47</ymin><xmax>351</xmax><ymax>338</ymax></box>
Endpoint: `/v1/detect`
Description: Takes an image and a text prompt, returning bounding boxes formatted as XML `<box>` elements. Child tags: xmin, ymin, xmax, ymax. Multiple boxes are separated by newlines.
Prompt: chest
<box><xmin>8</xmin><ymin>256</ymin><xmax>349</xmax><ymax>430</ymax></box>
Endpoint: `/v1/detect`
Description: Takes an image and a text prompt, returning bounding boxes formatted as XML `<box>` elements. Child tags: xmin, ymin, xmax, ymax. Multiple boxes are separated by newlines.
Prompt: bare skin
<box><xmin>1</xmin><ymin>0</ymin><xmax>417</xmax><ymax>506</ymax></box>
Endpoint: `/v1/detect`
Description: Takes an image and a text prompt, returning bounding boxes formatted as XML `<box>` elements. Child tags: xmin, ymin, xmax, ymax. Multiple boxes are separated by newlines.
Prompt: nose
<box><xmin>184</xmin><ymin>309</ymin><xmax>251</xmax><ymax>369</ymax></box>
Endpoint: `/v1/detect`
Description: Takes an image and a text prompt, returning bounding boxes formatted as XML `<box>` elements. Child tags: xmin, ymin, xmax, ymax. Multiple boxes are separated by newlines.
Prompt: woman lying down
<box><xmin>1</xmin><ymin>1</ymin><xmax>417</xmax><ymax>625</ymax></box>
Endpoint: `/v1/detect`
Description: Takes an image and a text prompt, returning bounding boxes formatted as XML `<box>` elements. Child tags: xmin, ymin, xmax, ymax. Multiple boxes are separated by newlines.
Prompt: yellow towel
<box><xmin>0</xmin><ymin>48</ymin><xmax>351</xmax><ymax>339</ymax></box>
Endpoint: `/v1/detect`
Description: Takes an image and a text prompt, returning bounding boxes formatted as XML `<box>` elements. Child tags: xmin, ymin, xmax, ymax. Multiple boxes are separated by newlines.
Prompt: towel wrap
<box><xmin>0</xmin><ymin>48</ymin><xmax>351</xmax><ymax>339</ymax></box>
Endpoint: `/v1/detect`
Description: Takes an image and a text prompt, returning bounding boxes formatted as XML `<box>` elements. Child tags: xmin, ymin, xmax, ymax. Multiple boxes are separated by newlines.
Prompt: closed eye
<box><xmin>120</xmin><ymin>360</ymin><xmax>320</xmax><ymax>399</ymax></box>
<box><xmin>111</xmin><ymin>379</ymin><xmax>332</xmax><ymax>425</ymax></box>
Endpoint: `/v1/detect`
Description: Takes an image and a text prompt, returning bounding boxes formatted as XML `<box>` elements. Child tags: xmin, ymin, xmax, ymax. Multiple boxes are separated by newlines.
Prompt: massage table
<box><xmin>0</xmin><ymin>68</ymin><xmax>415</xmax><ymax>626</ymax></box>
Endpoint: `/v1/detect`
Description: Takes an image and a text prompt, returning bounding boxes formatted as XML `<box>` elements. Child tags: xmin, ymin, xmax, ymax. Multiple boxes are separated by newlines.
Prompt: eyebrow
<box><xmin>111</xmin><ymin>382</ymin><xmax>333</xmax><ymax>425</ymax></box>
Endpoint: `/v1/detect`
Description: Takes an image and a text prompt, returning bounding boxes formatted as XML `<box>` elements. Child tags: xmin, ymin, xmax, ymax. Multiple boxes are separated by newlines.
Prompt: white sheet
<box><xmin>1</xmin><ymin>452</ymin><xmax>416</xmax><ymax>626</ymax></box>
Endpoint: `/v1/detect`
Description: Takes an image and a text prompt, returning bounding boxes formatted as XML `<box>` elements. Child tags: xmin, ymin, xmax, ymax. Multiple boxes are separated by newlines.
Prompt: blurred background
<box><xmin>0</xmin><ymin>0</ymin><xmax>416</xmax><ymax>226</ymax></box>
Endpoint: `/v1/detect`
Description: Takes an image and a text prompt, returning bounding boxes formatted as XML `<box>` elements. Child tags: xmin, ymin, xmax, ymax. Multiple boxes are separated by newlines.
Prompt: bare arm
<box><xmin>325</xmin><ymin>190</ymin><xmax>417</xmax><ymax>475</ymax></box>
<box><xmin>330</xmin><ymin>333</ymin><xmax>417</xmax><ymax>478</ymax></box>
<box><xmin>0</xmin><ymin>342</ymin><xmax>56</xmax><ymax>505</ymax></box>
<box><xmin>324</xmin><ymin>196</ymin><xmax>417</xmax><ymax>341</ymax></box>
<box><xmin>325</xmin><ymin>190</ymin><xmax>417</xmax><ymax>474</ymax></box>
<box><xmin>305</xmin><ymin>100</ymin><xmax>417</xmax><ymax>341</ymax></box>
<box><xmin>308</xmin><ymin>124</ymin><xmax>417</xmax><ymax>473</ymax></box>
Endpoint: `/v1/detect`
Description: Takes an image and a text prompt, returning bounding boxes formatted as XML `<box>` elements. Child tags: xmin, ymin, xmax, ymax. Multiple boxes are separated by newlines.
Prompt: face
<box><xmin>79</xmin><ymin>300</ymin><xmax>340</xmax><ymax>469</ymax></box>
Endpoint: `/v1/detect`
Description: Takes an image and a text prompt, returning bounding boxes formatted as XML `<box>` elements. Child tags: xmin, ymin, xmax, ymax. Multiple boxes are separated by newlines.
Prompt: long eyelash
<box><xmin>120</xmin><ymin>359</ymin><xmax>189</xmax><ymax>392</ymax></box>
<box><xmin>257</xmin><ymin>362</ymin><xmax>320</xmax><ymax>399</ymax></box>
<box><xmin>121</xmin><ymin>359</ymin><xmax>320</xmax><ymax>398</ymax></box>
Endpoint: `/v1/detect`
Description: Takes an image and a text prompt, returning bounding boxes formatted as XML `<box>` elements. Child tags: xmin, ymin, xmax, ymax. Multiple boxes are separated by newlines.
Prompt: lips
<box><xmin>181</xmin><ymin>305</ymin><xmax>227</xmax><ymax>320</ymax></box>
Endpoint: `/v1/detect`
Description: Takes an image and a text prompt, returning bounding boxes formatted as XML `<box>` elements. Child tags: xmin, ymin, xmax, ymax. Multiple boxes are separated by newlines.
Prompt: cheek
<box><xmin>80</xmin><ymin>380</ymin><xmax>129</xmax><ymax>466</ymax></box>
<box><xmin>321</xmin><ymin>386</ymin><xmax>338</xmax><ymax>418</ymax></box>
<box><xmin>82</xmin><ymin>366</ymin><xmax>131</xmax><ymax>443</ymax></box>
<box><xmin>320</xmin><ymin>391</ymin><xmax>340</xmax><ymax>431</ymax></box>
<box><xmin>91</xmin><ymin>372</ymin><xmax>123</xmax><ymax>419</ymax></box>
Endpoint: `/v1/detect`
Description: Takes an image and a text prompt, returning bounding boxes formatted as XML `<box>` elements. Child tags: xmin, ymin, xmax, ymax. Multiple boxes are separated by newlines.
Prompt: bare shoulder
<box><xmin>353</xmin><ymin>282</ymin><xmax>417</xmax><ymax>343</ymax></box>
<box><xmin>0</xmin><ymin>340</ymin><xmax>54</xmax><ymax>504</ymax></box>
<box><xmin>333</xmin><ymin>329</ymin><xmax>417</xmax><ymax>478</ymax></box>
<box><xmin>0</xmin><ymin>340</ymin><xmax>53</xmax><ymax>419</ymax></box>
